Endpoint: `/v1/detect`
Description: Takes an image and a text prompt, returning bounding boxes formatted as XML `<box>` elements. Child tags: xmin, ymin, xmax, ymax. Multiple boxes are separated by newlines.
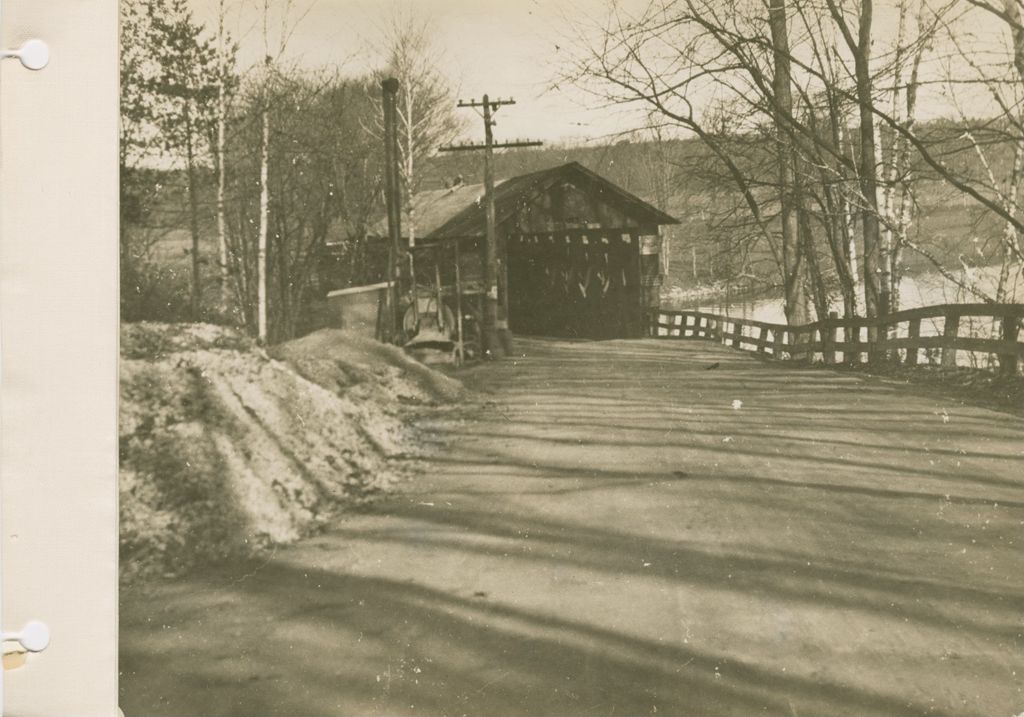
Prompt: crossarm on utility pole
<box><xmin>437</xmin><ymin>94</ymin><xmax>542</xmax><ymax>358</ymax></box>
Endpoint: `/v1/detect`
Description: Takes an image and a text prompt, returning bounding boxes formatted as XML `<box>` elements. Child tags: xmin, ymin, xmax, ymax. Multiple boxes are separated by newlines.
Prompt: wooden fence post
<box><xmin>656</xmin><ymin>305</ymin><xmax>1015</xmax><ymax>376</ymax></box>
<box><xmin>791</xmin><ymin>329</ymin><xmax>804</xmax><ymax>363</ymax></box>
<box><xmin>941</xmin><ymin>313</ymin><xmax>960</xmax><ymax>368</ymax></box>
<box><xmin>824</xmin><ymin>312</ymin><xmax>838</xmax><ymax>364</ymax></box>
<box><xmin>845</xmin><ymin>324</ymin><xmax>858</xmax><ymax>365</ymax></box>
<box><xmin>1000</xmin><ymin>313</ymin><xmax>1020</xmax><ymax>377</ymax></box>
<box><xmin>876</xmin><ymin>319</ymin><xmax>892</xmax><ymax>364</ymax></box>
<box><xmin>866</xmin><ymin>324</ymin><xmax>878</xmax><ymax>363</ymax></box>
<box><xmin>883</xmin><ymin>319</ymin><xmax>895</xmax><ymax>364</ymax></box>
<box><xmin>772</xmin><ymin>328</ymin><xmax>785</xmax><ymax>360</ymax></box>
<box><xmin>906</xmin><ymin>317</ymin><xmax>921</xmax><ymax>367</ymax></box>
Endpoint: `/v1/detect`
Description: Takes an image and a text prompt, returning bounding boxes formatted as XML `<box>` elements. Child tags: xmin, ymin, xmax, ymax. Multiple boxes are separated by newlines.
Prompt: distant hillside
<box><xmin>126</xmin><ymin>121</ymin><xmax>1015</xmax><ymax>305</ymax></box>
<box><xmin>423</xmin><ymin>126</ymin><xmax>1009</xmax><ymax>292</ymax></box>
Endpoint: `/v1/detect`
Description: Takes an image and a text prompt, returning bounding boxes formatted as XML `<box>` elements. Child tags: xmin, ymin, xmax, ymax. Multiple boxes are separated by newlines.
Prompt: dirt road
<box><xmin>120</xmin><ymin>337</ymin><xmax>1024</xmax><ymax>717</ymax></box>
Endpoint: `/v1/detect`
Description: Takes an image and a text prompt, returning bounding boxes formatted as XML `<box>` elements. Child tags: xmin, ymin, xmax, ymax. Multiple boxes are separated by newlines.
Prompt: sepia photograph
<box><xmin>117</xmin><ymin>0</ymin><xmax>1024</xmax><ymax>715</ymax></box>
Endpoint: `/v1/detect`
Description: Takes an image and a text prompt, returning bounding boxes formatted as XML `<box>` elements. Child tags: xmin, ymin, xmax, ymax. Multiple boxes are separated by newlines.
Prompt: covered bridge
<box><xmin>387</xmin><ymin>161</ymin><xmax>679</xmax><ymax>342</ymax></box>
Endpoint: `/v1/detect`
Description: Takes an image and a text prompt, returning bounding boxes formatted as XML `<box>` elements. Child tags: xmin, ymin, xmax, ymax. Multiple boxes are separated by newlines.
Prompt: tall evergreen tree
<box><xmin>120</xmin><ymin>0</ymin><xmax>231</xmax><ymax>320</ymax></box>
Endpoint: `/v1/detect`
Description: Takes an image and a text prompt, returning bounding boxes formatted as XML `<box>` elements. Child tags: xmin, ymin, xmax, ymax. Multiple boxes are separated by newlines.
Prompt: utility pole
<box><xmin>440</xmin><ymin>95</ymin><xmax>541</xmax><ymax>358</ymax></box>
<box><xmin>381</xmin><ymin>78</ymin><xmax>403</xmax><ymax>343</ymax></box>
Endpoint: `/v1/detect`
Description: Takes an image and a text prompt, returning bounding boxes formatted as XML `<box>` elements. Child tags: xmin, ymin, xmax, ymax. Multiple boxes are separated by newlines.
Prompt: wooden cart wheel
<box><xmin>402</xmin><ymin>298</ymin><xmax>455</xmax><ymax>339</ymax></box>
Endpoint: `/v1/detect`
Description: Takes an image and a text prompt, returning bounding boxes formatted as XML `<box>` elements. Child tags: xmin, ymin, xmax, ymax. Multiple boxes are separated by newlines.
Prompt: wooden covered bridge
<box><xmin>348</xmin><ymin>162</ymin><xmax>679</xmax><ymax>347</ymax></box>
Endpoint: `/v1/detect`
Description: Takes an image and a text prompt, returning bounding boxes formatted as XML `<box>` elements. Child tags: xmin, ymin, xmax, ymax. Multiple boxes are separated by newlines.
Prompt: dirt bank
<box><xmin>119</xmin><ymin>323</ymin><xmax>462</xmax><ymax>579</ymax></box>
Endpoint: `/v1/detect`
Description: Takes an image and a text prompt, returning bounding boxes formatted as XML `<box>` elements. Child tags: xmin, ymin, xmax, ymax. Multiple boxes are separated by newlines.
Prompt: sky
<box><xmin>188</xmin><ymin>0</ymin><xmax>1013</xmax><ymax>147</ymax></box>
<box><xmin>189</xmin><ymin>0</ymin><xmax>649</xmax><ymax>146</ymax></box>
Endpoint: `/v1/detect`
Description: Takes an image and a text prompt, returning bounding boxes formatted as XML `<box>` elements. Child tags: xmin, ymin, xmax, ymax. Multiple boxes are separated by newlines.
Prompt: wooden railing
<box><xmin>649</xmin><ymin>303</ymin><xmax>1024</xmax><ymax>376</ymax></box>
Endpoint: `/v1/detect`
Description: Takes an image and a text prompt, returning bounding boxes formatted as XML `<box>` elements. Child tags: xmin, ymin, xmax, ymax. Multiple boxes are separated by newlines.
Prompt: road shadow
<box><xmin>121</xmin><ymin>560</ymin><xmax>959</xmax><ymax>717</ymax></box>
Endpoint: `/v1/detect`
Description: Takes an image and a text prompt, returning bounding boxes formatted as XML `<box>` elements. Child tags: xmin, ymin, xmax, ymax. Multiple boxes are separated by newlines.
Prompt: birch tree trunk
<box><xmin>184</xmin><ymin>100</ymin><xmax>202</xmax><ymax>321</ymax></box>
<box><xmin>257</xmin><ymin>80</ymin><xmax>270</xmax><ymax>343</ymax></box>
<box><xmin>876</xmin><ymin>113</ymin><xmax>893</xmax><ymax>312</ymax></box>
<box><xmin>832</xmin><ymin>114</ymin><xmax>861</xmax><ymax>318</ymax></box>
<box><xmin>877</xmin><ymin>1</ymin><xmax>908</xmax><ymax>311</ymax></box>
<box><xmin>997</xmin><ymin>139</ymin><xmax>1023</xmax><ymax>303</ymax></box>
<box><xmin>216</xmin><ymin>0</ymin><xmax>230</xmax><ymax>306</ymax></box>
<box><xmin>1000</xmin><ymin>0</ymin><xmax>1024</xmax><ymax>302</ymax></box>
<box><xmin>892</xmin><ymin>41</ymin><xmax>924</xmax><ymax>312</ymax></box>
<box><xmin>828</xmin><ymin>0</ymin><xmax>884</xmax><ymax>318</ymax></box>
<box><xmin>842</xmin><ymin>122</ymin><xmax>861</xmax><ymax>308</ymax></box>
<box><xmin>856</xmin><ymin>4</ymin><xmax>884</xmax><ymax>317</ymax></box>
<box><xmin>403</xmin><ymin>82</ymin><xmax>417</xmax><ymax>248</ymax></box>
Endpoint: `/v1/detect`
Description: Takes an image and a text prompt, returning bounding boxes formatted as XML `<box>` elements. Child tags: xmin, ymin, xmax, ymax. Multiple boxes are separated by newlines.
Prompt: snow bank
<box><xmin>120</xmin><ymin>323</ymin><xmax>462</xmax><ymax>579</ymax></box>
<box><xmin>271</xmin><ymin>329</ymin><xmax>465</xmax><ymax>405</ymax></box>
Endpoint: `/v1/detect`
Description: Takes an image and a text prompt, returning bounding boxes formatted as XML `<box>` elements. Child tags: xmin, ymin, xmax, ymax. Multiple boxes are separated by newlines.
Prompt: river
<box><xmin>664</xmin><ymin>265</ymin><xmax>1024</xmax><ymax>324</ymax></box>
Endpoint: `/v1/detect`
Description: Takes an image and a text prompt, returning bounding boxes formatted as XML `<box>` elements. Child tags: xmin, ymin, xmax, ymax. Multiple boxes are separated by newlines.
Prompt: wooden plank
<box><xmin>720</xmin><ymin>331</ymin><xmax>773</xmax><ymax>351</ymax></box>
<box><xmin>874</xmin><ymin>335</ymin><xmax>1024</xmax><ymax>355</ymax></box>
<box><xmin>948</xmin><ymin>336</ymin><xmax>1024</xmax><ymax>356</ymax></box>
<box><xmin>884</xmin><ymin>302</ymin><xmax>1024</xmax><ymax>322</ymax></box>
<box><xmin>657</xmin><ymin>330</ymin><xmax>1023</xmax><ymax>361</ymax></box>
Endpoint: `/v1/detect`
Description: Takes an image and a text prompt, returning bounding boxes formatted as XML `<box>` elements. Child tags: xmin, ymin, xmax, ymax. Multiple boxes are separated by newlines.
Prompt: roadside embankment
<box><xmin>119</xmin><ymin>323</ymin><xmax>463</xmax><ymax>579</ymax></box>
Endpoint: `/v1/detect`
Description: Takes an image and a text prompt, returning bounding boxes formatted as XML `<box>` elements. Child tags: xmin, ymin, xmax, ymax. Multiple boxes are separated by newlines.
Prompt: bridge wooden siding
<box><xmin>651</xmin><ymin>303</ymin><xmax>1024</xmax><ymax>376</ymax></box>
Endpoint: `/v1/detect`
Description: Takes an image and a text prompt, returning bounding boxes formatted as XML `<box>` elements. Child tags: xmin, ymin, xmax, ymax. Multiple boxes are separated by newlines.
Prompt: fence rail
<box><xmin>649</xmin><ymin>303</ymin><xmax>1024</xmax><ymax>376</ymax></box>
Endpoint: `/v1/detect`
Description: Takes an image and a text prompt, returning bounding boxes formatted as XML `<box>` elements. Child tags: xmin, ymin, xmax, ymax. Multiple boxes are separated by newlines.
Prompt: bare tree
<box><xmin>372</xmin><ymin>8</ymin><xmax>463</xmax><ymax>246</ymax></box>
<box><xmin>225</xmin><ymin>71</ymin><xmax>381</xmax><ymax>342</ymax></box>
<box><xmin>769</xmin><ymin>0</ymin><xmax>810</xmax><ymax>325</ymax></box>
<box><xmin>826</xmin><ymin>0</ymin><xmax>887</xmax><ymax>318</ymax></box>
<box><xmin>254</xmin><ymin>0</ymin><xmax>314</xmax><ymax>342</ymax></box>
<box><xmin>563</xmin><ymin>0</ymin><xmax>822</xmax><ymax>322</ymax></box>
<box><xmin>147</xmin><ymin>0</ymin><xmax>222</xmax><ymax>320</ymax></box>
<box><xmin>924</xmin><ymin>0</ymin><xmax>1024</xmax><ymax>303</ymax></box>
<box><xmin>565</xmin><ymin>0</ymin><xmax>988</xmax><ymax>330</ymax></box>
<box><xmin>121</xmin><ymin>0</ymin><xmax>234</xmax><ymax>321</ymax></box>
<box><xmin>215</xmin><ymin>0</ymin><xmax>235</xmax><ymax>307</ymax></box>
<box><xmin>876</xmin><ymin>0</ymin><xmax>932</xmax><ymax>312</ymax></box>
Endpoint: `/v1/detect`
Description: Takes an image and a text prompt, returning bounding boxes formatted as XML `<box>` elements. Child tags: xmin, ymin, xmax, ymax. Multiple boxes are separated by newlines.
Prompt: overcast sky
<box><xmin>188</xmin><ymin>0</ymin><xmax>1011</xmax><ymax>146</ymax></box>
<box><xmin>188</xmin><ymin>0</ymin><xmax>650</xmax><ymax>146</ymax></box>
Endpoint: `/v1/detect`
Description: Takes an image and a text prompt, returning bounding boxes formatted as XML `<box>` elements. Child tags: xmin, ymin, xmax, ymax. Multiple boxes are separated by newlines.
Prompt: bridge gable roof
<box><xmin>371</xmin><ymin>161</ymin><xmax>679</xmax><ymax>243</ymax></box>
